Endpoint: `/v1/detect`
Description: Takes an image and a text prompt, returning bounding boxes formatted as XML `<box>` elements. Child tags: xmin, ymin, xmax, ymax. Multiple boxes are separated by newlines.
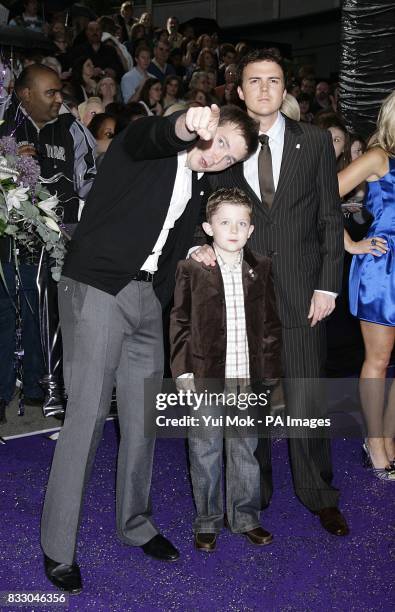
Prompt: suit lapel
<box><xmin>242</xmin><ymin>247</ymin><xmax>261</xmax><ymax>299</ymax></box>
<box><xmin>272</xmin><ymin>116</ymin><xmax>304</xmax><ymax>212</ymax></box>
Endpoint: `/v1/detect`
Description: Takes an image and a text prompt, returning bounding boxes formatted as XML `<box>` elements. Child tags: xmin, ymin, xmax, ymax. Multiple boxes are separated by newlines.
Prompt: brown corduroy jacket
<box><xmin>170</xmin><ymin>247</ymin><xmax>282</xmax><ymax>384</ymax></box>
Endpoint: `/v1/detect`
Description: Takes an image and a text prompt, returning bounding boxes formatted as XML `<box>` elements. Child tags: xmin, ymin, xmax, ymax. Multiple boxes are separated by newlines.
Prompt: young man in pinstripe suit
<box><xmin>193</xmin><ymin>50</ymin><xmax>349</xmax><ymax>537</ymax></box>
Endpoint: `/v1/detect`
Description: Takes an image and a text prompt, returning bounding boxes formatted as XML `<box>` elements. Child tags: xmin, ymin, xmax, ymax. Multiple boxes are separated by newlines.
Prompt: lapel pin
<box><xmin>248</xmin><ymin>269</ymin><xmax>255</xmax><ymax>279</ymax></box>
<box><xmin>200</xmin><ymin>191</ymin><xmax>205</xmax><ymax>195</ymax></box>
<box><xmin>296</xmin><ymin>144</ymin><xmax>301</xmax><ymax>149</ymax></box>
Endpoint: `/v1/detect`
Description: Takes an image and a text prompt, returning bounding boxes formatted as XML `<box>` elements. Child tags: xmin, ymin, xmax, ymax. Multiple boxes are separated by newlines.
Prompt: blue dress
<box><xmin>349</xmin><ymin>156</ymin><xmax>395</xmax><ymax>326</ymax></box>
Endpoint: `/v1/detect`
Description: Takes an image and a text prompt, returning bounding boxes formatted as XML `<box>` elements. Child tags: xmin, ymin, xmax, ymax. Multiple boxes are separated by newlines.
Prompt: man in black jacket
<box><xmin>40</xmin><ymin>103</ymin><xmax>258</xmax><ymax>593</ymax></box>
<box><xmin>0</xmin><ymin>64</ymin><xmax>95</xmax><ymax>422</ymax></box>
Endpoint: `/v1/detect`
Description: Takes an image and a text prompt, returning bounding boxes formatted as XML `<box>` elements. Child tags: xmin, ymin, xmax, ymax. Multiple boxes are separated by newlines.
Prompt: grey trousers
<box><xmin>189</xmin><ymin>403</ymin><xmax>261</xmax><ymax>534</ymax></box>
<box><xmin>41</xmin><ymin>277</ymin><xmax>163</xmax><ymax>564</ymax></box>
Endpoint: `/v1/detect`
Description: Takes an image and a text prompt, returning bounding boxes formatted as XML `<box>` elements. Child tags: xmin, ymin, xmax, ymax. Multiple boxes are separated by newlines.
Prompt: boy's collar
<box><xmin>213</xmin><ymin>244</ymin><xmax>243</xmax><ymax>270</ymax></box>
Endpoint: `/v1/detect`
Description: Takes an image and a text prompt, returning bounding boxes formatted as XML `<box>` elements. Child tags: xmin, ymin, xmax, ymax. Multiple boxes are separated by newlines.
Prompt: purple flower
<box><xmin>0</xmin><ymin>135</ymin><xmax>18</xmax><ymax>157</ymax></box>
<box><xmin>15</xmin><ymin>155</ymin><xmax>41</xmax><ymax>190</ymax></box>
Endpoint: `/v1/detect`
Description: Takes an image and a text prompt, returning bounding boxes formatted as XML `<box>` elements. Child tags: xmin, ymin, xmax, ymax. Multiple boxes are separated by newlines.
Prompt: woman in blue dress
<box><xmin>339</xmin><ymin>91</ymin><xmax>395</xmax><ymax>480</ymax></box>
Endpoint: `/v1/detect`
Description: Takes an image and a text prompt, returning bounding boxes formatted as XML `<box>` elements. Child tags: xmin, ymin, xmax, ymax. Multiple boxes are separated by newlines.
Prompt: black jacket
<box><xmin>63</xmin><ymin>113</ymin><xmax>207</xmax><ymax>307</ymax></box>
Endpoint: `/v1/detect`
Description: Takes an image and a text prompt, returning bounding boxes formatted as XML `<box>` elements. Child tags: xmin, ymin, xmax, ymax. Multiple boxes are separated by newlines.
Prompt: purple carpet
<box><xmin>1</xmin><ymin>423</ymin><xmax>394</xmax><ymax>611</ymax></box>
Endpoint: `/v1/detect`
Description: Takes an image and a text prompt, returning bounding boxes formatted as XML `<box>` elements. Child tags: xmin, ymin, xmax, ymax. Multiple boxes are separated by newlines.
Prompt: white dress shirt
<box><xmin>215</xmin><ymin>248</ymin><xmax>250</xmax><ymax>382</ymax></box>
<box><xmin>243</xmin><ymin>111</ymin><xmax>285</xmax><ymax>197</ymax></box>
<box><xmin>141</xmin><ymin>152</ymin><xmax>203</xmax><ymax>273</ymax></box>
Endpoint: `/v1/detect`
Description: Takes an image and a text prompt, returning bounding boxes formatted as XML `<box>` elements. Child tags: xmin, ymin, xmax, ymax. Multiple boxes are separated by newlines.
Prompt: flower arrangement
<box><xmin>0</xmin><ymin>135</ymin><xmax>67</xmax><ymax>281</ymax></box>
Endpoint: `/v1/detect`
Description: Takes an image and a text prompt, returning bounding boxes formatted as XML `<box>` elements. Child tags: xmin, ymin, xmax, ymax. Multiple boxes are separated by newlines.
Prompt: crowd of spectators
<box><xmin>0</xmin><ymin>1</ymin><xmax>382</xmax><ymax>427</ymax></box>
<box><xmin>1</xmin><ymin>0</ymin><xmax>349</xmax><ymax>167</ymax></box>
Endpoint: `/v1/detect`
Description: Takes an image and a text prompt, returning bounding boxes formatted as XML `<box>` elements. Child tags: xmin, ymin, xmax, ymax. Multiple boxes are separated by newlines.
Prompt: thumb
<box><xmin>307</xmin><ymin>300</ymin><xmax>314</xmax><ymax>319</ymax></box>
<box><xmin>210</xmin><ymin>103</ymin><xmax>220</xmax><ymax>117</ymax></box>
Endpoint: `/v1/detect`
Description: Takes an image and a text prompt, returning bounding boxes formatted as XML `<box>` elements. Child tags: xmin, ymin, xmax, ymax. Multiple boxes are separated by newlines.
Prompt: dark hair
<box><xmin>130</xmin><ymin>22</ymin><xmax>145</xmax><ymax>41</ymax></box>
<box><xmin>70</xmin><ymin>56</ymin><xmax>92</xmax><ymax>87</ymax></box>
<box><xmin>163</xmin><ymin>74</ymin><xmax>182</xmax><ymax>96</ymax></box>
<box><xmin>297</xmin><ymin>92</ymin><xmax>311</xmax><ymax>104</ymax></box>
<box><xmin>206</xmin><ymin>187</ymin><xmax>252</xmax><ymax>221</ymax></box>
<box><xmin>313</xmin><ymin>111</ymin><xmax>346</xmax><ymax>132</ymax></box>
<box><xmin>139</xmin><ymin>77</ymin><xmax>162</xmax><ymax>106</ymax></box>
<box><xmin>350</xmin><ymin>132</ymin><xmax>367</xmax><ymax>152</ymax></box>
<box><xmin>105</xmin><ymin>101</ymin><xmax>125</xmax><ymax>117</ymax></box>
<box><xmin>314</xmin><ymin>112</ymin><xmax>351</xmax><ymax>170</ymax></box>
<box><xmin>218</xmin><ymin>105</ymin><xmax>259</xmax><ymax>157</ymax></box>
<box><xmin>220</xmin><ymin>43</ymin><xmax>236</xmax><ymax>59</ymax></box>
<box><xmin>134</xmin><ymin>44</ymin><xmax>151</xmax><ymax>59</ymax></box>
<box><xmin>88</xmin><ymin>112</ymin><xmax>114</xmax><ymax>138</ymax></box>
<box><xmin>185</xmin><ymin>88</ymin><xmax>209</xmax><ymax>106</ymax></box>
<box><xmin>153</xmin><ymin>28</ymin><xmax>169</xmax><ymax>42</ymax></box>
<box><xmin>98</xmin><ymin>16</ymin><xmax>118</xmax><ymax>36</ymax></box>
<box><xmin>154</xmin><ymin>38</ymin><xmax>170</xmax><ymax>50</ymax></box>
<box><xmin>236</xmin><ymin>49</ymin><xmax>286</xmax><ymax>88</ymax></box>
<box><xmin>114</xmin><ymin>101</ymin><xmax>148</xmax><ymax>133</ymax></box>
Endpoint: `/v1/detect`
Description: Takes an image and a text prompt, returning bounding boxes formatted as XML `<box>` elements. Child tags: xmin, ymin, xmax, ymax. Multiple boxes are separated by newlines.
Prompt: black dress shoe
<box><xmin>44</xmin><ymin>554</ymin><xmax>82</xmax><ymax>594</ymax></box>
<box><xmin>194</xmin><ymin>532</ymin><xmax>217</xmax><ymax>552</ymax></box>
<box><xmin>243</xmin><ymin>527</ymin><xmax>273</xmax><ymax>546</ymax></box>
<box><xmin>141</xmin><ymin>534</ymin><xmax>180</xmax><ymax>561</ymax></box>
<box><xmin>316</xmin><ymin>507</ymin><xmax>349</xmax><ymax>536</ymax></box>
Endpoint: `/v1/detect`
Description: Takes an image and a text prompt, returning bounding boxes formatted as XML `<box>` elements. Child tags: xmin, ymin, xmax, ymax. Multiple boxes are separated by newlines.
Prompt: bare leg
<box><xmin>359</xmin><ymin>321</ymin><xmax>395</xmax><ymax>469</ymax></box>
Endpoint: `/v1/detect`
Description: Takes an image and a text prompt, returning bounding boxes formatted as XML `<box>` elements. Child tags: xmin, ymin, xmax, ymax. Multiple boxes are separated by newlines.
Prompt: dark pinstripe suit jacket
<box><xmin>207</xmin><ymin>115</ymin><xmax>344</xmax><ymax>329</ymax></box>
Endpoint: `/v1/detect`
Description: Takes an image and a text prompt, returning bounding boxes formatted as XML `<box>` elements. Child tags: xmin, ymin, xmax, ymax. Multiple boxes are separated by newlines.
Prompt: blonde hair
<box><xmin>281</xmin><ymin>93</ymin><xmax>300</xmax><ymax>122</ymax></box>
<box><xmin>78</xmin><ymin>97</ymin><xmax>104</xmax><ymax>125</ymax></box>
<box><xmin>368</xmin><ymin>90</ymin><xmax>395</xmax><ymax>157</ymax></box>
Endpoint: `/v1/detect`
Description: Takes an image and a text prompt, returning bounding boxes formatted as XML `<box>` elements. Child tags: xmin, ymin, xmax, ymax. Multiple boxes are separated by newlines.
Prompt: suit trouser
<box><xmin>189</xmin><ymin>402</ymin><xmax>261</xmax><ymax>534</ymax></box>
<box><xmin>41</xmin><ymin>277</ymin><xmax>163</xmax><ymax>564</ymax></box>
<box><xmin>256</xmin><ymin>324</ymin><xmax>339</xmax><ymax>512</ymax></box>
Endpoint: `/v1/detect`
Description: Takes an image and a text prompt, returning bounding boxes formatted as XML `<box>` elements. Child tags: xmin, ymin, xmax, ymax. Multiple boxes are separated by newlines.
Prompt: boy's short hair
<box><xmin>206</xmin><ymin>187</ymin><xmax>253</xmax><ymax>222</ymax></box>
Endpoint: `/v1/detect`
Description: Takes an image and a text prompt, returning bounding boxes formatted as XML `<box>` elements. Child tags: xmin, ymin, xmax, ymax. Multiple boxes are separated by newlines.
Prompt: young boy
<box><xmin>170</xmin><ymin>187</ymin><xmax>282</xmax><ymax>552</ymax></box>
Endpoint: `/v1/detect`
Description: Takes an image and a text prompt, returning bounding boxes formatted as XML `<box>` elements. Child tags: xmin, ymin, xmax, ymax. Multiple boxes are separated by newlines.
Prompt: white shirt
<box><xmin>215</xmin><ymin>248</ymin><xmax>250</xmax><ymax>382</ymax></box>
<box><xmin>243</xmin><ymin>111</ymin><xmax>285</xmax><ymax>198</ymax></box>
<box><xmin>141</xmin><ymin>152</ymin><xmax>203</xmax><ymax>273</ymax></box>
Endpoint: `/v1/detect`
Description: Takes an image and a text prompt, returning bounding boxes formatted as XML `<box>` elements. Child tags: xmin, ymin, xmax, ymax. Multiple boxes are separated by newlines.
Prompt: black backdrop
<box><xmin>339</xmin><ymin>0</ymin><xmax>395</xmax><ymax>139</ymax></box>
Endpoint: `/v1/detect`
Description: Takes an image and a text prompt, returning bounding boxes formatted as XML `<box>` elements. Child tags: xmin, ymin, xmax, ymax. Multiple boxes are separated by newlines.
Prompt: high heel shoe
<box><xmin>362</xmin><ymin>442</ymin><xmax>395</xmax><ymax>481</ymax></box>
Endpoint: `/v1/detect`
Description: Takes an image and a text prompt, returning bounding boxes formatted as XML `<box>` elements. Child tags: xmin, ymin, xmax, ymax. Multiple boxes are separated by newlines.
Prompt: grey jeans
<box><xmin>41</xmin><ymin>277</ymin><xmax>163</xmax><ymax>564</ymax></box>
<box><xmin>188</xmin><ymin>401</ymin><xmax>261</xmax><ymax>534</ymax></box>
